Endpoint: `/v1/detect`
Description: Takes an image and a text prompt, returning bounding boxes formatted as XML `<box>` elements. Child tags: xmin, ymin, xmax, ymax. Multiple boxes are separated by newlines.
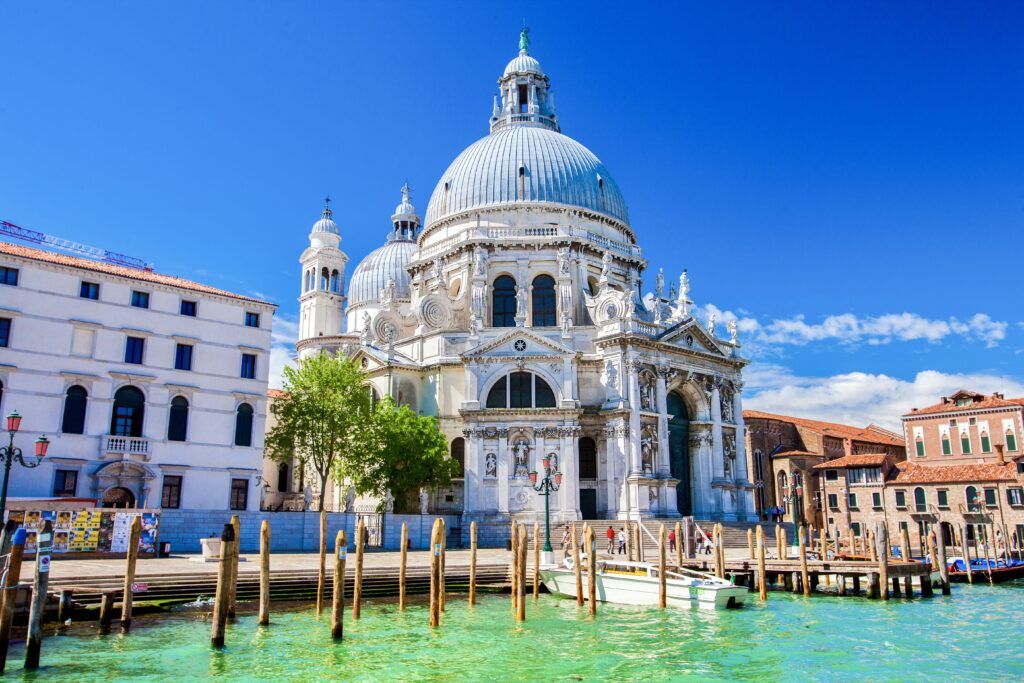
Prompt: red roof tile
<box><xmin>903</xmin><ymin>390</ymin><xmax>1024</xmax><ymax>417</ymax></box>
<box><xmin>772</xmin><ymin>450</ymin><xmax>820</xmax><ymax>459</ymax></box>
<box><xmin>813</xmin><ymin>453</ymin><xmax>888</xmax><ymax>469</ymax></box>
<box><xmin>267</xmin><ymin>389</ymin><xmax>288</xmax><ymax>399</ymax></box>
<box><xmin>0</xmin><ymin>241</ymin><xmax>274</xmax><ymax>306</ymax></box>
<box><xmin>743</xmin><ymin>410</ymin><xmax>905</xmax><ymax>447</ymax></box>
<box><xmin>890</xmin><ymin>460</ymin><xmax>1017</xmax><ymax>484</ymax></box>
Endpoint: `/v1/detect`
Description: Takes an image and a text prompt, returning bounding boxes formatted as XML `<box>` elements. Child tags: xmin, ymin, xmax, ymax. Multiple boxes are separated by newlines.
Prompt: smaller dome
<box><xmin>348</xmin><ymin>240</ymin><xmax>418</xmax><ymax>306</ymax></box>
<box><xmin>503</xmin><ymin>50</ymin><xmax>544</xmax><ymax>78</ymax></box>
<box><xmin>312</xmin><ymin>201</ymin><xmax>339</xmax><ymax>235</ymax></box>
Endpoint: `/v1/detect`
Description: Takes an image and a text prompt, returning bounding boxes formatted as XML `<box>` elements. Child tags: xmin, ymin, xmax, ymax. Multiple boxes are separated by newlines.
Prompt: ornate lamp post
<box><xmin>781</xmin><ymin>471</ymin><xmax>803</xmax><ymax>547</ymax></box>
<box><xmin>0</xmin><ymin>411</ymin><xmax>50</xmax><ymax>521</ymax></box>
<box><xmin>529</xmin><ymin>456</ymin><xmax>563</xmax><ymax>562</ymax></box>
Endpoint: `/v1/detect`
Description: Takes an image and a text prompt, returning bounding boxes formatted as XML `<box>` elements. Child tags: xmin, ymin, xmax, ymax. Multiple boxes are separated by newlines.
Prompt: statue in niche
<box><xmin>473</xmin><ymin>248</ymin><xmax>488</xmax><ymax>276</ymax></box>
<box><xmin>513</xmin><ymin>438</ymin><xmax>530</xmax><ymax>477</ymax></box>
<box><xmin>721</xmin><ymin>392</ymin><xmax>735</xmax><ymax>424</ymax></box>
<box><xmin>648</xmin><ymin>487</ymin><xmax>659</xmax><ymax>512</ymax></box>
<box><xmin>600</xmin><ymin>251</ymin><xmax>613</xmax><ymax>280</ymax></box>
<box><xmin>604</xmin><ymin>359</ymin><xmax>620</xmax><ymax>398</ymax></box>
<box><xmin>418</xmin><ymin>487</ymin><xmax>430</xmax><ymax>515</ymax></box>
<box><xmin>640</xmin><ymin>374</ymin><xmax>656</xmax><ymax>412</ymax></box>
<box><xmin>485</xmin><ymin>452</ymin><xmax>497</xmax><ymax>478</ymax></box>
<box><xmin>723</xmin><ymin>435</ymin><xmax>736</xmax><ymax>477</ymax></box>
<box><xmin>515</xmin><ymin>284</ymin><xmax>528</xmax><ymax>320</ymax></box>
<box><xmin>548</xmin><ymin>452</ymin><xmax>559</xmax><ymax>473</ymax></box>
<box><xmin>640</xmin><ymin>431</ymin><xmax>656</xmax><ymax>475</ymax></box>
<box><xmin>557</xmin><ymin>247</ymin><xmax>571</xmax><ymax>276</ymax></box>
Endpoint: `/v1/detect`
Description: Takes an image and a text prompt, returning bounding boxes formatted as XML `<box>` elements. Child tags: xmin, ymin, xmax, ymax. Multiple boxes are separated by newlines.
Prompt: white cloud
<box><xmin>692</xmin><ymin>305</ymin><xmax>1008</xmax><ymax>351</ymax></box>
<box><xmin>268</xmin><ymin>314</ymin><xmax>298</xmax><ymax>389</ymax></box>
<box><xmin>745</xmin><ymin>364</ymin><xmax>1024</xmax><ymax>431</ymax></box>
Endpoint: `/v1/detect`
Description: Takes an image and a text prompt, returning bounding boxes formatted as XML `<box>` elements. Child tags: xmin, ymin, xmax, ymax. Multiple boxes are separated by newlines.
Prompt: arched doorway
<box><xmin>667</xmin><ymin>393</ymin><xmax>691</xmax><ymax>515</ymax></box>
<box><xmin>102</xmin><ymin>486</ymin><xmax>135</xmax><ymax>508</ymax></box>
<box><xmin>578</xmin><ymin>437</ymin><xmax>598</xmax><ymax>519</ymax></box>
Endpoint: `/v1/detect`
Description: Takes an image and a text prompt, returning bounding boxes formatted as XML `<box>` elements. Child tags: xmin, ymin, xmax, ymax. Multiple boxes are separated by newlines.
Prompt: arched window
<box><xmin>330</xmin><ymin>269</ymin><xmax>340</xmax><ymax>293</ymax></box>
<box><xmin>777</xmin><ymin>471</ymin><xmax>788</xmax><ymax>506</ymax></box>
<box><xmin>450</xmin><ymin>437</ymin><xmax>465</xmax><ymax>478</ymax></box>
<box><xmin>277</xmin><ymin>462</ymin><xmax>289</xmax><ymax>492</ymax></box>
<box><xmin>485</xmin><ymin>371</ymin><xmax>556</xmax><ymax>409</ymax></box>
<box><xmin>167</xmin><ymin>396</ymin><xmax>189</xmax><ymax>442</ymax></box>
<box><xmin>320</xmin><ymin>267</ymin><xmax>329</xmax><ymax>290</ymax></box>
<box><xmin>531</xmin><ymin>275</ymin><xmax>556</xmax><ymax>327</ymax></box>
<box><xmin>913</xmin><ymin>487</ymin><xmax>927</xmax><ymax>513</ymax></box>
<box><xmin>492</xmin><ymin>275</ymin><xmax>517</xmax><ymax>327</ymax></box>
<box><xmin>61</xmin><ymin>385</ymin><xmax>88</xmax><ymax>434</ymax></box>
<box><xmin>966</xmin><ymin>486</ymin><xmax>979</xmax><ymax>512</ymax></box>
<box><xmin>110</xmin><ymin>386</ymin><xmax>145</xmax><ymax>437</ymax></box>
<box><xmin>234</xmin><ymin>403</ymin><xmax>254</xmax><ymax>447</ymax></box>
<box><xmin>578</xmin><ymin>437</ymin><xmax>597</xmax><ymax>479</ymax></box>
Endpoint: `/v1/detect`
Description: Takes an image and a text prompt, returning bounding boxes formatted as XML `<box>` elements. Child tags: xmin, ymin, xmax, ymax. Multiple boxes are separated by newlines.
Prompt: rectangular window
<box><xmin>960</xmin><ymin>435</ymin><xmax>971</xmax><ymax>454</ymax></box>
<box><xmin>895</xmin><ymin>490</ymin><xmax>906</xmax><ymax>509</ymax></box>
<box><xmin>161</xmin><ymin>475</ymin><xmax>182</xmax><ymax>509</ymax></box>
<box><xmin>827</xmin><ymin>493</ymin><xmax>838</xmax><ymax>510</ymax></box>
<box><xmin>52</xmin><ymin>470</ymin><xmax>77</xmax><ymax>497</ymax></box>
<box><xmin>1008</xmin><ymin>434</ymin><xmax>1018</xmax><ymax>452</ymax></box>
<box><xmin>1007</xmin><ymin>487</ymin><xmax>1024</xmax><ymax>507</ymax></box>
<box><xmin>981</xmin><ymin>435</ymin><xmax>991</xmax><ymax>453</ymax></box>
<box><xmin>79</xmin><ymin>281</ymin><xmax>99</xmax><ymax>300</ymax></box>
<box><xmin>180</xmin><ymin>300</ymin><xmax>197</xmax><ymax>317</ymax></box>
<box><xmin>230</xmin><ymin>479</ymin><xmax>248</xmax><ymax>511</ymax></box>
<box><xmin>941</xmin><ymin>437</ymin><xmax>952</xmax><ymax>456</ymax></box>
<box><xmin>984</xmin><ymin>488</ymin><xmax>997</xmax><ymax>508</ymax></box>
<box><xmin>0</xmin><ymin>318</ymin><xmax>10</xmax><ymax>348</ymax></box>
<box><xmin>848</xmin><ymin>492</ymin><xmax>858</xmax><ymax>510</ymax></box>
<box><xmin>937</xmin><ymin>489</ymin><xmax>949</xmax><ymax>508</ymax></box>
<box><xmin>0</xmin><ymin>266</ymin><xmax>18</xmax><ymax>286</ymax></box>
<box><xmin>124</xmin><ymin>336</ymin><xmax>145</xmax><ymax>364</ymax></box>
<box><xmin>174</xmin><ymin>343</ymin><xmax>193</xmax><ymax>371</ymax></box>
<box><xmin>131</xmin><ymin>291</ymin><xmax>150</xmax><ymax>308</ymax></box>
<box><xmin>872</xmin><ymin>492</ymin><xmax>882</xmax><ymax>510</ymax></box>
<box><xmin>915</xmin><ymin>439</ymin><xmax>925</xmax><ymax>457</ymax></box>
<box><xmin>949</xmin><ymin>419</ymin><xmax>957</xmax><ymax>427</ymax></box>
<box><xmin>240</xmin><ymin>353</ymin><xmax>256</xmax><ymax>379</ymax></box>
<box><xmin>851</xmin><ymin>522</ymin><xmax>862</xmax><ymax>537</ymax></box>
<box><xmin>244</xmin><ymin>312</ymin><xmax>260</xmax><ymax>328</ymax></box>
<box><xmin>825</xmin><ymin>469</ymin><xmax>838</xmax><ymax>481</ymax></box>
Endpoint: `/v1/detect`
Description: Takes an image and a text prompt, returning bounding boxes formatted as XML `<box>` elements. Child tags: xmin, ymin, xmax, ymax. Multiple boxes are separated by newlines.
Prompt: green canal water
<box><xmin>6</xmin><ymin>583</ymin><xmax>1024</xmax><ymax>682</ymax></box>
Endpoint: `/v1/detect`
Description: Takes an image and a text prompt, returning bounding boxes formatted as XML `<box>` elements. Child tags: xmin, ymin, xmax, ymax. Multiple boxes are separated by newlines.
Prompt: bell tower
<box><xmin>298</xmin><ymin>198</ymin><xmax>348</xmax><ymax>352</ymax></box>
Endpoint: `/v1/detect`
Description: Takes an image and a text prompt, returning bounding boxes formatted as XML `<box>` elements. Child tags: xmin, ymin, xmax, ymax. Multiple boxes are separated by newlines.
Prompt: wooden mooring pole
<box><xmin>712</xmin><ymin>525</ymin><xmax>723</xmax><ymax>579</ymax></box>
<box><xmin>353</xmin><ymin>517</ymin><xmax>365</xmax><ymax>620</ymax></box>
<box><xmin>0</xmin><ymin>528</ymin><xmax>26</xmax><ymax>673</ymax></box>
<box><xmin>625</xmin><ymin>521</ymin><xmax>633</xmax><ymax>562</ymax></box>
<box><xmin>228</xmin><ymin>515</ymin><xmax>240</xmax><ymax>621</ymax></box>
<box><xmin>259</xmin><ymin>520</ymin><xmax>270</xmax><ymax>626</ymax></box>
<box><xmin>959</xmin><ymin>524</ymin><xmax>972</xmax><ymax>584</ymax></box>
<box><xmin>775</xmin><ymin>524</ymin><xmax>783</xmax><ymax>559</ymax></box>
<box><xmin>572</xmin><ymin>524</ymin><xmax>583</xmax><ymax>606</ymax></box>
<box><xmin>468</xmin><ymin>521</ymin><xmax>477</xmax><ymax>607</ymax></box>
<box><xmin>747</xmin><ymin>528</ymin><xmax>755</xmax><ymax>560</ymax></box>
<box><xmin>936</xmin><ymin>529</ymin><xmax>950</xmax><ymax>595</ymax></box>
<box><xmin>98</xmin><ymin>592</ymin><xmax>115</xmax><ymax>632</ymax></box>
<box><xmin>210</xmin><ymin>523</ymin><xmax>234</xmax><ymax>648</ymax></box>
<box><xmin>675</xmin><ymin>520</ymin><xmax>683</xmax><ymax>566</ymax></box>
<box><xmin>877</xmin><ymin>523</ymin><xmax>889</xmax><ymax>601</ymax></box>
<box><xmin>799</xmin><ymin>526</ymin><xmax>810</xmax><ymax>597</ymax></box>
<box><xmin>756</xmin><ymin>525</ymin><xmax>767</xmax><ymax>601</ymax></box>
<box><xmin>429</xmin><ymin>519</ymin><xmax>441</xmax><ymax>628</ymax></box>
<box><xmin>516</xmin><ymin>524</ymin><xmax>527</xmax><ymax>622</ymax></box>
<box><xmin>120</xmin><ymin>515</ymin><xmax>142</xmax><ymax>633</ymax></box>
<box><xmin>24</xmin><ymin>521</ymin><xmax>53</xmax><ymax>670</ymax></box>
<box><xmin>510</xmin><ymin>521</ymin><xmax>519</xmax><ymax>617</ymax></box>
<box><xmin>331</xmin><ymin>530</ymin><xmax>346</xmax><ymax>640</ymax></box>
<box><xmin>658</xmin><ymin>524</ymin><xmax>667</xmax><ymax>609</ymax></box>
<box><xmin>586</xmin><ymin>526</ymin><xmax>597</xmax><ymax>616</ymax></box>
<box><xmin>316</xmin><ymin>509</ymin><xmax>327</xmax><ymax>615</ymax></box>
<box><xmin>399</xmin><ymin>521</ymin><xmax>408</xmax><ymax>610</ymax></box>
<box><xmin>439</xmin><ymin>518</ymin><xmax>447</xmax><ymax>613</ymax></box>
<box><xmin>533</xmin><ymin>521</ymin><xmax>540</xmax><ymax>601</ymax></box>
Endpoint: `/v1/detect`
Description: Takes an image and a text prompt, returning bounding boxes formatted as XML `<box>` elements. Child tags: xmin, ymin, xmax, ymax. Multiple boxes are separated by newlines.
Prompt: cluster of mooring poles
<box><xmin>687</xmin><ymin>521</ymin><xmax>949</xmax><ymax>601</ymax></box>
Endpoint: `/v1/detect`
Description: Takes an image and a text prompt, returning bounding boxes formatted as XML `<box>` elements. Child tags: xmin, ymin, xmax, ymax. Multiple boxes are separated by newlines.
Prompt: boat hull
<box><xmin>540</xmin><ymin>568</ymin><xmax>746</xmax><ymax>610</ymax></box>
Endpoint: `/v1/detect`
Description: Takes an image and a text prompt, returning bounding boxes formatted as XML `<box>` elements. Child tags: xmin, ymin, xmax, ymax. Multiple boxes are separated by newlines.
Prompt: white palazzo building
<box><xmin>292</xmin><ymin>33</ymin><xmax>755</xmax><ymax>528</ymax></box>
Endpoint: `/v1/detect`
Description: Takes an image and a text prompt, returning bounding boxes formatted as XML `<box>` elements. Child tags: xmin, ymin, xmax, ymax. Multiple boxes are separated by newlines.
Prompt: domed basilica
<box><xmin>294</xmin><ymin>32</ymin><xmax>755</xmax><ymax>529</ymax></box>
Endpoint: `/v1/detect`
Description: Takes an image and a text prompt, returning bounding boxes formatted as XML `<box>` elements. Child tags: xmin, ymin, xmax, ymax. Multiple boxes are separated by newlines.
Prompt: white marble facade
<box><xmin>293</xmin><ymin>33</ymin><xmax>755</xmax><ymax>523</ymax></box>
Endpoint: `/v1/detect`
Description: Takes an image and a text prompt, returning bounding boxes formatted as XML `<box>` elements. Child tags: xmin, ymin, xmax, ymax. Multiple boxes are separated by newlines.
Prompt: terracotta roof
<box><xmin>0</xmin><ymin>241</ymin><xmax>274</xmax><ymax>306</ymax></box>
<box><xmin>813</xmin><ymin>453</ymin><xmax>888</xmax><ymax>469</ymax></box>
<box><xmin>890</xmin><ymin>460</ymin><xmax>1018</xmax><ymax>484</ymax></box>
<box><xmin>267</xmin><ymin>389</ymin><xmax>288</xmax><ymax>399</ymax></box>
<box><xmin>903</xmin><ymin>390</ymin><xmax>1024</xmax><ymax>417</ymax></box>
<box><xmin>743</xmin><ymin>410</ymin><xmax>905</xmax><ymax>447</ymax></box>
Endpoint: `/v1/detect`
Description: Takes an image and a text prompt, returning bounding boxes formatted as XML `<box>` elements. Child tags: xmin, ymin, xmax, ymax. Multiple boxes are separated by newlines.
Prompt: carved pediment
<box><xmin>462</xmin><ymin>328</ymin><xmax>574</xmax><ymax>360</ymax></box>
<box><xmin>658</xmin><ymin>318</ymin><xmax>727</xmax><ymax>356</ymax></box>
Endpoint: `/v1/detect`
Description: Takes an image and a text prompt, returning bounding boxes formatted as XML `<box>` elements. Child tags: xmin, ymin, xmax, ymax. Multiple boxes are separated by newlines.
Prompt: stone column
<box><xmin>497</xmin><ymin>429</ymin><xmax>510</xmax><ymax>514</ymax></box>
<box><xmin>558</xmin><ymin>427</ymin><xmax>579</xmax><ymax>519</ymax></box>
<box><xmin>626</xmin><ymin>358</ymin><xmax>643</xmax><ymax>475</ymax></box>
<box><xmin>734</xmin><ymin>386</ymin><xmax>754</xmax><ymax>521</ymax></box>
<box><xmin>603</xmin><ymin>430</ymin><xmax>619</xmax><ymax>519</ymax></box>
<box><xmin>463</xmin><ymin>361</ymin><xmax>480</xmax><ymax>410</ymax></box>
<box><xmin>690</xmin><ymin>428</ymin><xmax>714</xmax><ymax>519</ymax></box>
<box><xmin>656</xmin><ymin>367</ymin><xmax>670</xmax><ymax>475</ymax></box>
<box><xmin>561</xmin><ymin>357</ymin><xmax>574</xmax><ymax>408</ymax></box>
<box><xmin>465</xmin><ymin>428</ymin><xmax>482</xmax><ymax>514</ymax></box>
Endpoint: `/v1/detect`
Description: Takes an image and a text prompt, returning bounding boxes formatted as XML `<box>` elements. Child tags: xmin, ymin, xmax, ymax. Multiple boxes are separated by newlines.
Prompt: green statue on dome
<box><xmin>519</xmin><ymin>26</ymin><xmax>530</xmax><ymax>52</ymax></box>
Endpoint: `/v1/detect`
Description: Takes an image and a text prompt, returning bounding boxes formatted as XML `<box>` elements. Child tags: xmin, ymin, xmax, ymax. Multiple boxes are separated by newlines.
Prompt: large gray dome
<box><xmin>424</xmin><ymin>126</ymin><xmax>629</xmax><ymax>228</ymax></box>
<box><xmin>348</xmin><ymin>239</ymin><xmax>418</xmax><ymax>306</ymax></box>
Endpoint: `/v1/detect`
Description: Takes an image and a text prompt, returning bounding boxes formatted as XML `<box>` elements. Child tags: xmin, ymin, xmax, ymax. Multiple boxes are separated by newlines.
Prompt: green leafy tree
<box><xmin>348</xmin><ymin>397</ymin><xmax>456</xmax><ymax>512</ymax></box>
<box><xmin>264</xmin><ymin>353</ymin><xmax>374</xmax><ymax>511</ymax></box>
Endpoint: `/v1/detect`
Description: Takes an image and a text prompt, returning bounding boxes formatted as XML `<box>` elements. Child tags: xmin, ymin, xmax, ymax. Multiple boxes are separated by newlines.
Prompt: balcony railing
<box><xmin>103</xmin><ymin>436</ymin><xmax>150</xmax><ymax>458</ymax></box>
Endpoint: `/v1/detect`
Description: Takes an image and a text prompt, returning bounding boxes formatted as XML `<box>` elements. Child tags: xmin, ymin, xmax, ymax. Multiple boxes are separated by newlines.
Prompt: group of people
<box><xmin>559</xmin><ymin>524</ymin><xmax>691</xmax><ymax>558</ymax></box>
<box><xmin>765</xmin><ymin>505</ymin><xmax>787</xmax><ymax>523</ymax></box>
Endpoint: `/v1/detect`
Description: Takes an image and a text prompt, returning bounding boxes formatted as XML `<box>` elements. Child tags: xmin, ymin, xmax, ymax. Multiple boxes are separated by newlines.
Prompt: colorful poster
<box><xmin>7</xmin><ymin>511</ymin><xmax>24</xmax><ymax>526</ymax></box>
<box><xmin>138</xmin><ymin>513</ymin><xmax>159</xmax><ymax>554</ymax></box>
<box><xmin>24</xmin><ymin>511</ymin><xmax>41</xmax><ymax>530</ymax></box>
<box><xmin>24</xmin><ymin>530</ymin><xmax>38</xmax><ymax>553</ymax></box>
<box><xmin>53</xmin><ymin>531</ymin><xmax>70</xmax><ymax>553</ymax></box>
<box><xmin>110</xmin><ymin>512</ymin><xmax>134</xmax><ymax>553</ymax></box>
<box><xmin>68</xmin><ymin>510</ymin><xmax>100</xmax><ymax>552</ymax></box>
<box><xmin>55</xmin><ymin>511</ymin><xmax>73</xmax><ymax>530</ymax></box>
<box><xmin>96</xmin><ymin>512</ymin><xmax>115</xmax><ymax>553</ymax></box>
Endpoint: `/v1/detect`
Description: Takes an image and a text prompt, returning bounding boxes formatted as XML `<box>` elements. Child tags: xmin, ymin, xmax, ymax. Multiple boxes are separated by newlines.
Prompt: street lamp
<box><xmin>781</xmin><ymin>471</ymin><xmax>803</xmax><ymax>547</ymax></box>
<box><xmin>0</xmin><ymin>411</ymin><xmax>50</xmax><ymax>521</ymax></box>
<box><xmin>529</xmin><ymin>455</ymin><xmax>563</xmax><ymax>562</ymax></box>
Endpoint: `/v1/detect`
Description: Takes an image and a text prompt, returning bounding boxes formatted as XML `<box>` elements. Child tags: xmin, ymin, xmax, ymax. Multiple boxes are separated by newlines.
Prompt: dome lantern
<box><xmin>491</xmin><ymin>28</ymin><xmax>558</xmax><ymax>134</ymax></box>
<box><xmin>389</xmin><ymin>183</ymin><xmax>420</xmax><ymax>241</ymax></box>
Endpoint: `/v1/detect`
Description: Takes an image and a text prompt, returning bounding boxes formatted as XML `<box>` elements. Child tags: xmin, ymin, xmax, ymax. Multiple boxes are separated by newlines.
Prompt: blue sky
<box><xmin>3</xmin><ymin>2</ymin><xmax>1023</xmax><ymax>428</ymax></box>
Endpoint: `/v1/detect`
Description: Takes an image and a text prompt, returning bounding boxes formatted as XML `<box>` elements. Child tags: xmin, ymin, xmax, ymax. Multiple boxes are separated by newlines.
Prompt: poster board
<box><xmin>6</xmin><ymin>507</ymin><xmax>159</xmax><ymax>558</ymax></box>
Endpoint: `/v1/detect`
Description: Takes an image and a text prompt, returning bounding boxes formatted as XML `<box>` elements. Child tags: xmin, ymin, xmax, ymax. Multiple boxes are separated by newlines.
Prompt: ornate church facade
<box><xmin>293</xmin><ymin>32</ymin><xmax>756</xmax><ymax>526</ymax></box>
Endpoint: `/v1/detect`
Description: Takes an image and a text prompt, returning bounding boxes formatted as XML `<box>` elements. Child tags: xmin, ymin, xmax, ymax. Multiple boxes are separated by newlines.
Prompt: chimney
<box><xmin>994</xmin><ymin>392</ymin><xmax>1004</xmax><ymax>400</ymax></box>
<box><xmin>996</xmin><ymin>443</ymin><xmax>1005</xmax><ymax>464</ymax></box>
<box><xmin>940</xmin><ymin>396</ymin><xmax>949</xmax><ymax>404</ymax></box>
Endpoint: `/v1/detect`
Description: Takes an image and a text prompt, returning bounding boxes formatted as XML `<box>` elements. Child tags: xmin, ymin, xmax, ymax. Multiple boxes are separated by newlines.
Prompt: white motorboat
<box><xmin>540</xmin><ymin>557</ymin><xmax>747</xmax><ymax>611</ymax></box>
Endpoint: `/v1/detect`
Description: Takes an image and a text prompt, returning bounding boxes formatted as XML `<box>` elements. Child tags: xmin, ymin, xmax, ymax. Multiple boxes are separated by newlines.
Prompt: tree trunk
<box><xmin>318</xmin><ymin>472</ymin><xmax>330</xmax><ymax>511</ymax></box>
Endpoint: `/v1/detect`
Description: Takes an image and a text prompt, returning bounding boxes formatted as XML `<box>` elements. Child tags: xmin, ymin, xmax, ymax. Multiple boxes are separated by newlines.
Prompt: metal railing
<box><xmin>103</xmin><ymin>436</ymin><xmax>149</xmax><ymax>457</ymax></box>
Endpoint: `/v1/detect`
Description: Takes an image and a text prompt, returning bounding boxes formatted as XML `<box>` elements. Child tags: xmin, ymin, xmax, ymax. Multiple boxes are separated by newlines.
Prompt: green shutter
<box><xmin>981</xmin><ymin>435</ymin><xmax>991</xmax><ymax>452</ymax></box>
<box><xmin>916</xmin><ymin>440</ymin><xmax>925</xmax><ymax>456</ymax></box>
<box><xmin>941</xmin><ymin>438</ymin><xmax>951</xmax><ymax>455</ymax></box>
<box><xmin>961</xmin><ymin>436</ymin><xmax>971</xmax><ymax>454</ymax></box>
<box><xmin>1008</xmin><ymin>434</ymin><xmax>1018</xmax><ymax>452</ymax></box>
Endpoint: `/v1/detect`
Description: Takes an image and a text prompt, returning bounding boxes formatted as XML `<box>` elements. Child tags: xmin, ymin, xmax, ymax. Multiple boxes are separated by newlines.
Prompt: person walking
<box><xmin>606</xmin><ymin>526</ymin><xmax>616</xmax><ymax>554</ymax></box>
<box><xmin>668</xmin><ymin>528</ymin><xmax>676</xmax><ymax>554</ymax></box>
<box><xmin>617</xmin><ymin>527</ymin><xmax>626</xmax><ymax>555</ymax></box>
<box><xmin>561</xmin><ymin>527</ymin><xmax>572</xmax><ymax>559</ymax></box>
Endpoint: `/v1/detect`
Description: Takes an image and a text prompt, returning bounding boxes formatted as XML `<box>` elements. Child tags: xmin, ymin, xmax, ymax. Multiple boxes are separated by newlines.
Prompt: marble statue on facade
<box><xmin>707</xmin><ymin>313</ymin><xmax>717</xmax><ymax>337</ymax></box>
<box><xmin>640</xmin><ymin>431</ymin><xmax>656</xmax><ymax>475</ymax></box>
<box><xmin>728</xmin><ymin>319</ymin><xmax>738</xmax><ymax>344</ymax></box>
<box><xmin>485</xmin><ymin>452</ymin><xmax>497</xmax><ymax>478</ymax></box>
<box><xmin>384</xmin><ymin>489</ymin><xmax>395</xmax><ymax>513</ymax></box>
<box><xmin>513</xmin><ymin>438</ymin><xmax>530</xmax><ymax>477</ymax></box>
<box><xmin>419</xmin><ymin>487</ymin><xmax>429</xmax><ymax>514</ymax></box>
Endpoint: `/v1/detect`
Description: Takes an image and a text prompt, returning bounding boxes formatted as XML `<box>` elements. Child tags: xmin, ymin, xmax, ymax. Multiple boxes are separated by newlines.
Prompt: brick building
<box><xmin>743</xmin><ymin>410</ymin><xmax>906</xmax><ymax>525</ymax></box>
<box><xmin>819</xmin><ymin>389</ymin><xmax>1024</xmax><ymax>554</ymax></box>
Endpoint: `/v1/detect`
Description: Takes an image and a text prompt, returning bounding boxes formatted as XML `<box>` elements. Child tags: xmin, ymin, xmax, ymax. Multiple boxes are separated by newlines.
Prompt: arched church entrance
<box><xmin>577</xmin><ymin>437</ymin><xmax>598</xmax><ymax>519</ymax></box>
<box><xmin>102</xmin><ymin>487</ymin><xmax>135</xmax><ymax>508</ymax></box>
<box><xmin>667</xmin><ymin>393</ymin><xmax>691</xmax><ymax>515</ymax></box>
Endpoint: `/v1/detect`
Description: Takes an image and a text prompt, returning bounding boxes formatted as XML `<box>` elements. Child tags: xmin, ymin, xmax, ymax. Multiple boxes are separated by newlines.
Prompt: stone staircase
<box><xmin>543</xmin><ymin>519</ymin><xmax>780</xmax><ymax>560</ymax></box>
